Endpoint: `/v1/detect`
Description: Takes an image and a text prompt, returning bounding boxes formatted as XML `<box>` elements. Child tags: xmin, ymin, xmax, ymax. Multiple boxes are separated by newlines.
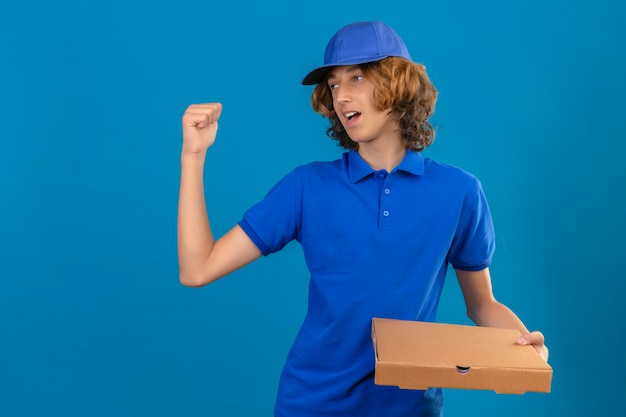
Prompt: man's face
<box><xmin>326</xmin><ymin>65</ymin><xmax>399</xmax><ymax>146</ymax></box>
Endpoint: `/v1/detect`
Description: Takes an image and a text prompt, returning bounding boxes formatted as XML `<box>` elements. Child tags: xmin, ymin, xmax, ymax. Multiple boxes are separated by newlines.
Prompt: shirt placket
<box><xmin>376</xmin><ymin>171</ymin><xmax>392</xmax><ymax>233</ymax></box>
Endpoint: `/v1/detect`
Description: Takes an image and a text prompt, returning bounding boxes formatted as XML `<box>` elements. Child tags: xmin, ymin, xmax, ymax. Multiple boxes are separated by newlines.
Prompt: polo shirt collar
<box><xmin>347</xmin><ymin>150</ymin><xmax>425</xmax><ymax>183</ymax></box>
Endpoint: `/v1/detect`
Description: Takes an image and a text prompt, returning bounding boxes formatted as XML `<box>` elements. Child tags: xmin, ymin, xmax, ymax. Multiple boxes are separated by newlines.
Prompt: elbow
<box><xmin>179</xmin><ymin>269</ymin><xmax>210</xmax><ymax>288</ymax></box>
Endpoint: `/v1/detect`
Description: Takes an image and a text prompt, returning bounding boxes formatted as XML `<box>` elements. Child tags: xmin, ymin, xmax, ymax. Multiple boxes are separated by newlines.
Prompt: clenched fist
<box><xmin>181</xmin><ymin>103</ymin><xmax>223</xmax><ymax>154</ymax></box>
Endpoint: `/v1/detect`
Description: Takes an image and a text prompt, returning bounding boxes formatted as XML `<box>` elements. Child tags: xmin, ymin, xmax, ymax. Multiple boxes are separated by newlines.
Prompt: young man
<box><xmin>178</xmin><ymin>21</ymin><xmax>548</xmax><ymax>417</ymax></box>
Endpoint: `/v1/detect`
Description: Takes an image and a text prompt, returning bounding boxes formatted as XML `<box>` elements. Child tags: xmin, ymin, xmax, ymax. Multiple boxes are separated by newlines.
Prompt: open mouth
<box><xmin>345</xmin><ymin>111</ymin><xmax>361</xmax><ymax>121</ymax></box>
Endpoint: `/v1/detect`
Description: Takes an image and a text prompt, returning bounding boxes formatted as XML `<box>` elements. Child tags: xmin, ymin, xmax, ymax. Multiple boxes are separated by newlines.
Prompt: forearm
<box><xmin>468</xmin><ymin>299</ymin><xmax>529</xmax><ymax>334</ymax></box>
<box><xmin>456</xmin><ymin>268</ymin><xmax>548</xmax><ymax>360</ymax></box>
<box><xmin>456</xmin><ymin>269</ymin><xmax>530</xmax><ymax>334</ymax></box>
<box><xmin>177</xmin><ymin>151</ymin><xmax>214</xmax><ymax>285</ymax></box>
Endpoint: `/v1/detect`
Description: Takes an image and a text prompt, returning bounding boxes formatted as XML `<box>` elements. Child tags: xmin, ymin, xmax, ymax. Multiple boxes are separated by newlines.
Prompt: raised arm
<box><xmin>177</xmin><ymin>103</ymin><xmax>261</xmax><ymax>287</ymax></box>
<box><xmin>455</xmin><ymin>268</ymin><xmax>549</xmax><ymax>362</ymax></box>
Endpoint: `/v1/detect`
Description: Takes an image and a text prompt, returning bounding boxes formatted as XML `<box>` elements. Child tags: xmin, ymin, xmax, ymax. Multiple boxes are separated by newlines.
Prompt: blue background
<box><xmin>1</xmin><ymin>0</ymin><xmax>625</xmax><ymax>416</ymax></box>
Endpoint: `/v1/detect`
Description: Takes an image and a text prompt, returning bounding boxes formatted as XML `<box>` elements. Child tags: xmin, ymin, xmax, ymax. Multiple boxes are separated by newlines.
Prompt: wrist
<box><xmin>181</xmin><ymin>149</ymin><xmax>207</xmax><ymax>163</ymax></box>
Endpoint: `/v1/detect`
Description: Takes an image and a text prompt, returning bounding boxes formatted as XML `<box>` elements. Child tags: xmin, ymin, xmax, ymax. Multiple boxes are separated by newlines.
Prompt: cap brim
<box><xmin>301</xmin><ymin>55</ymin><xmax>390</xmax><ymax>86</ymax></box>
<box><xmin>301</xmin><ymin>65</ymin><xmax>334</xmax><ymax>85</ymax></box>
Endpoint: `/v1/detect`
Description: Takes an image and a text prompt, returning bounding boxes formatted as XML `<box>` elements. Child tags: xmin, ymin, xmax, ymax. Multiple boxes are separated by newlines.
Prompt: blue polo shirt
<box><xmin>239</xmin><ymin>150</ymin><xmax>495</xmax><ymax>417</ymax></box>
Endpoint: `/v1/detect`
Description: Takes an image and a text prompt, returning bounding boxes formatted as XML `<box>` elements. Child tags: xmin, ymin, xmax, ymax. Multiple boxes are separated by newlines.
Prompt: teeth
<box><xmin>345</xmin><ymin>111</ymin><xmax>358</xmax><ymax>119</ymax></box>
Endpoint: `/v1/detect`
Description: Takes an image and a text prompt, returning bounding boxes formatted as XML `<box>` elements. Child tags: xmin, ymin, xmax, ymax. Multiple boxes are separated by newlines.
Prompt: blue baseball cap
<box><xmin>301</xmin><ymin>21</ymin><xmax>412</xmax><ymax>85</ymax></box>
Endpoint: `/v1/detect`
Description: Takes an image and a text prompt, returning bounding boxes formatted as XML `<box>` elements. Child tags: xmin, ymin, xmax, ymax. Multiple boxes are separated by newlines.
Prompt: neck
<box><xmin>357</xmin><ymin>140</ymin><xmax>407</xmax><ymax>172</ymax></box>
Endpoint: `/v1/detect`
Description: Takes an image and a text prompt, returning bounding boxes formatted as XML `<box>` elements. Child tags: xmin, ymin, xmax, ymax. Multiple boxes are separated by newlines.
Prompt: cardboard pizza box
<box><xmin>372</xmin><ymin>317</ymin><xmax>552</xmax><ymax>394</ymax></box>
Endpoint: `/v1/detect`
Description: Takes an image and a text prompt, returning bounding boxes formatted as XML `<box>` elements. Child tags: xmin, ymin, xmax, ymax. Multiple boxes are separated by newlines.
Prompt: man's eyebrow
<box><xmin>327</xmin><ymin>65</ymin><xmax>361</xmax><ymax>81</ymax></box>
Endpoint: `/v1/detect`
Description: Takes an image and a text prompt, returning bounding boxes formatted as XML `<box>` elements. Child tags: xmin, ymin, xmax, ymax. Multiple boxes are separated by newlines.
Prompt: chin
<box><xmin>349</xmin><ymin>136</ymin><xmax>372</xmax><ymax>144</ymax></box>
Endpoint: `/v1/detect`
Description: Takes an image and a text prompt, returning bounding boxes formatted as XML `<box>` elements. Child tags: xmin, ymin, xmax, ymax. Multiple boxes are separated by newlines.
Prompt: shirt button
<box><xmin>384</xmin><ymin>188</ymin><xmax>390</xmax><ymax>195</ymax></box>
<box><xmin>383</xmin><ymin>210</ymin><xmax>390</xmax><ymax>217</ymax></box>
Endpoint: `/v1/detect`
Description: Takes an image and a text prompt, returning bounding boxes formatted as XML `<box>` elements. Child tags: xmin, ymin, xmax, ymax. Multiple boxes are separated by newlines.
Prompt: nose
<box><xmin>334</xmin><ymin>84</ymin><xmax>352</xmax><ymax>103</ymax></box>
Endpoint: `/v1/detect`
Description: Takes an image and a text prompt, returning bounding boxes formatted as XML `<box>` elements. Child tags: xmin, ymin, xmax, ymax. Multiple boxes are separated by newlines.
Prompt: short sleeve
<box><xmin>238</xmin><ymin>168</ymin><xmax>302</xmax><ymax>256</ymax></box>
<box><xmin>448</xmin><ymin>178</ymin><xmax>496</xmax><ymax>271</ymax></box>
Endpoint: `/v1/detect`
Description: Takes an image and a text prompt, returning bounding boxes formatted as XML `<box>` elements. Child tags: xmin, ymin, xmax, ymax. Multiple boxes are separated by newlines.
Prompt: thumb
<box><xmin>516</xmin><ymin>331</ymin><xmax>545</xmax><ymax>346</ymax></box>
<box><xmin>516</xmin><ymin>331</ymin><xmax>549</xmax><ymax>362</ymax></box>
<box><xmin>516</xmin><ymin>333</ymin><xmax>531</xmax><ymax>345</ymax></box>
